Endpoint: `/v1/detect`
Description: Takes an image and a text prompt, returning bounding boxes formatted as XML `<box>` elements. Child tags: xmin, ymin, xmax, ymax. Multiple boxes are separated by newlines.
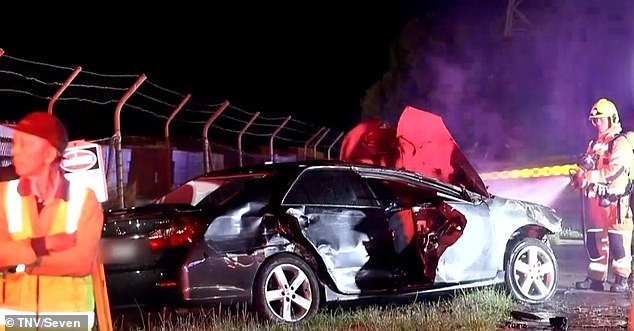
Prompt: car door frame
<box><xmin>280</xmin><ymin>165</ymin><xmax>401</xmax><ymax>294</ymax></box>
<box><xmin>355</xmin><ymin>167</ymin><xmax>498</xmax><ymax>285</ymax></box>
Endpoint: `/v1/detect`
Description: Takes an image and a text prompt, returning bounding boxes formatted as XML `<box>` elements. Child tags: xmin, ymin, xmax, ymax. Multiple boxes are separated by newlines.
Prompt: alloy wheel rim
<box><xmin>264</xmin><ymin>263</ymin><xmax>313</xmax><ymax>322</ymax></box>
<box><xmin>512</xmin><ymin>245</ymin><xmax>556</xmax><ymax>301</ymax></box>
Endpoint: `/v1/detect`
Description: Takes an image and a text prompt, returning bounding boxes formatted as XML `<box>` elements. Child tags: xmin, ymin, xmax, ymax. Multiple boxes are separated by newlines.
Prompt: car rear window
<box><xmin>155</xmin><ymin>173</ymin><xmax>269</xmax><ymax>206</ymax></box>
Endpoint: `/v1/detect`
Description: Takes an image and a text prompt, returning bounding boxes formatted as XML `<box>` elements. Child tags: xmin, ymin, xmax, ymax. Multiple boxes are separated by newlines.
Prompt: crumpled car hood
<box><xmin>488</xmin><ymin>195</ymin><xmax>563</xmax><ymax>233</ymax></box>
<box><xmin>340</xmin><ymin>106</ymin><xmax>488</xmax><ymax>196</ymax></box>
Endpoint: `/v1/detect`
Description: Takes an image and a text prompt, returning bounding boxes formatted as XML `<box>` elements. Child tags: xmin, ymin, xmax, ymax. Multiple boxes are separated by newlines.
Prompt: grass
<box><xmin>118</xmin><ymin>287</ymin><xmax>514</xmax><ymax>331</ymax></box>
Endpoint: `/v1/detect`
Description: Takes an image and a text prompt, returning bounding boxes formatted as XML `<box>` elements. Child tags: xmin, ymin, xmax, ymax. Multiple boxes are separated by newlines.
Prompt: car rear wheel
<box><xmin>253</xmin><ymin>254</ymin><xmax>320</xmax><ymax>323</ymax></box>
<box><xmin>505</xmin><ymin>237</ymin><xmax>558</xmax><ymax>304</ymax></box>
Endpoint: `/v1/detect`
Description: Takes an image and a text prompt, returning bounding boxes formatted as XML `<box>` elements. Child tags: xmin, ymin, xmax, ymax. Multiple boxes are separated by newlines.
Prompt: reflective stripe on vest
<box><xmin>5</xmin><ymin>179</ymin><xmax>87</xmax><ymax>237</ymax></box>
<box><xmin>5</xmin><ymin>180</ymin><xmax>23</xmax><ymax>234</ymax></box>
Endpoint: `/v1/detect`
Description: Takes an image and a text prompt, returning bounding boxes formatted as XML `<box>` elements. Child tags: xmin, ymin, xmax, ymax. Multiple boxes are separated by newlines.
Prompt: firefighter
<box><xmin>573</xmin><ymin>98</ymin><xmax>634</xmax><ymax>292</ymax></box>
<box><xmin>0</xmin><ymin>111</ymin><xmax>104</xmax><ymax>329</ymax></box>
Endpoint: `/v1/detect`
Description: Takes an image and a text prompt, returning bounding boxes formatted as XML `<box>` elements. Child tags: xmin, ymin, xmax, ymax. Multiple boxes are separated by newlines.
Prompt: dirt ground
<box><xmin>503</xmin><ymin>241</ymin><xmax>631</xmax><ymax>330</ymax></box>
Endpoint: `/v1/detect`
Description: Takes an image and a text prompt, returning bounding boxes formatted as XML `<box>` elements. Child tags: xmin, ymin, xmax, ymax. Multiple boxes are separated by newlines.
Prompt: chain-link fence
<box><xmin>0</xmin><ymin>125</ymin><xmax>13</xmax><ymax>167</ymax></box>
<box><xmin>99</xmin><ymin>136</ymin><xmax>300</xmax><ymax>208</ymax></box>
<box><xmin>0</xmin><ymin>127</ymin><xmax>313</xmax><ymax>209</ymax></box>
<box><xmin>0</xmin><ymin>49</ymin><xmax>343</xmax><ymax>209</ymax></box>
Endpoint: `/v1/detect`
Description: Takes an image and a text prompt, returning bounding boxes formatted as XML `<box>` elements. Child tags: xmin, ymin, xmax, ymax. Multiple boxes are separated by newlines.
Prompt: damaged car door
<box><xmin>281</xmin><ymin>166</ymin><xmax>398</xmax><ymax>294</ymax></box>
<box><xmin>362</xmin><ymin>174</ymin><xmax>497</xmax><ymax>287</ymax></box>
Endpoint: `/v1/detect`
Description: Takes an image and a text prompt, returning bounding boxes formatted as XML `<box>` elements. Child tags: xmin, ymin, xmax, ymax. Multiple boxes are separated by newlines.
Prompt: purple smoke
<box><xmin>361</xmin><ymin>0</ymin><xmax>634</xmax><ymax>171</ymax></box>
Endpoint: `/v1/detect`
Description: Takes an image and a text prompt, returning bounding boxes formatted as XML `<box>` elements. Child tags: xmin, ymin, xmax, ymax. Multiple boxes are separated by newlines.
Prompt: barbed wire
<box><xmin>59</xmin><ymin>97</ymin><xmax>119</xmax><ymax>106</ymax></box>
<box><xmin>88</xmin><ymin>136</ymin><xmax>116</xmax><ymax>144</ymax></box>
<box><xmin>228</xmin><ymin>104</ymin><xmax>293</xmax><ymax>122</ymax></box>
<box><xmin>0</xmin><ymin>88</ymin><xmax>51</xmax><ymax>101</ymax></box>
<box><xmin>2</xmin><ymin>54</ymin><xmax>76</xmax><ymax>72</ymax></box>
<box><xmin>145</xmin><ymin>79</ymin><xmax>186</xmax><ymax>98</ymax></box>
<box><xmin>68</xmin><ymin>83</ymin><xmax>127</xmax><ymax>92</ymax></box>
<box><xmin>135</xmin><ymin>91</ymin><xmax>178</xmax><ymax>109</ymax></box>
<box><xmin>2</xmin><ymin>54</ymin><xmax>140</xmax><ymax>78</ymax></box>
<box><xmin>0</xmin><ymin>49</ymin><xmax>344</xmax><ymax>154</ymax></box>
<box><xmin>0</xmin><ymin>67</ymin><xmax>140</xmax><ymax>92</ymax></box>
<box><xmin>0</xmin><ymin>70</ymin><xmax>61</xmax><ymax>86</ymax></box>
<box><xmin>0</xmin><ymin>85</ymin><xmax>340</xmax><ymax>146</ymax></box>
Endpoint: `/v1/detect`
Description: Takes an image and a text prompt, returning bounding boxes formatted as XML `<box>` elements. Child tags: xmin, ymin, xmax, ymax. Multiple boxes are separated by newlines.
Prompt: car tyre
<box><xmin>505</xmin><ymin>237</ymin><xmax>558</xmax><ymax>304</ymax></box>
<box><xmin>253</xmin><ymin>254</ymin><xmax>320</xmax><ymax>323</ymax></box>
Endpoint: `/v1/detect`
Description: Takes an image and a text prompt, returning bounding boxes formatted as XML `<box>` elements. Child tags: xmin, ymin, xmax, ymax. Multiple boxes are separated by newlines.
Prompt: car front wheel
<box><xmin>505</xmin><ymin>237</ymin><xmax>558</xmax><ymax>304</ymax></box>
<box><xmin>253</xmin><ymin>254</ymin><xmax>320</xmax><ymax>323</ymax></box>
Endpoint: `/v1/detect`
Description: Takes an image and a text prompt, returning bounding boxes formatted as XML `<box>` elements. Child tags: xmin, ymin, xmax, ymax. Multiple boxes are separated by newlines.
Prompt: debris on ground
<box><xmin>504</xmin><ymin>310</ymin><xmax>568</xmax><ymax>330</ymax></box>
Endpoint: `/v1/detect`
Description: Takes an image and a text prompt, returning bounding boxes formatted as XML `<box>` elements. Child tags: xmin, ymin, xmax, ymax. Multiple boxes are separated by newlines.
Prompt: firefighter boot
<box><xmin>575</xmin><ymin>277</ymin><xmax>604</xmax><ymax>291</ymax></box>
<box><xmin>610</xmin><ymin>275</ymin><xmax>629</xmax><ymax>293</ymax></box>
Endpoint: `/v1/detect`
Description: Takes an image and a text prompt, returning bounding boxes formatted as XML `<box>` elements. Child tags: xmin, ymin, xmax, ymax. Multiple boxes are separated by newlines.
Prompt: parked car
<box><xmin>100</xmin><ymin>107</ymin><xmax>563</xmax><ymax>323</ymax></box>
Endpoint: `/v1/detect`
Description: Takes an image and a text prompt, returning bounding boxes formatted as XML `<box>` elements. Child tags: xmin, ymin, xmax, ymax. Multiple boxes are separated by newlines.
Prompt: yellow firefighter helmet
<box><xmin>589</xmin><ymin>98</ymin><xmax>620</xmax><ymax>125</ymax></box>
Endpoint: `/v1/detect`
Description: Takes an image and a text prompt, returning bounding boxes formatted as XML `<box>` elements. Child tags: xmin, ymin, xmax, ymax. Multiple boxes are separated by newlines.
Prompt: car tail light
<box><xmin>148</xmin><ymin>222</ymin><xmax>201</xmax><ymax>251</ymax></box>
<box><xmin>156</xmin><ymin>280</ymin><xmax>177</xmax><ymax>288</ymax></box>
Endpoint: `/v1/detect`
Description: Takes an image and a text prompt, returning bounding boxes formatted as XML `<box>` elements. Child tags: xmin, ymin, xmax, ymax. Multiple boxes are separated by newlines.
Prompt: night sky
<box><xmin>0</xmin><ymin>2</ymin><xmax>412</xmax><ymax>141</ymax></box>
<box><xmin>2</xmin><ymin>1</ymin><xmax>633</xmax><ymax>164</ymax></box>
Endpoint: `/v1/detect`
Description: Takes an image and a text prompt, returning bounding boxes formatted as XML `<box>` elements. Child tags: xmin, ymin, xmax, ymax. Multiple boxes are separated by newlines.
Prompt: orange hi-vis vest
<box><xmin>0</xmin><ymin>179</ymin><xmax>96</xmax><ymax>329</ymax></box>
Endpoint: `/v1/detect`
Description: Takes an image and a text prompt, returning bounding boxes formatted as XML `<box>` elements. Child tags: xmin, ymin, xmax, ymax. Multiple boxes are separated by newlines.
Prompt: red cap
<box><xmin>14</xmin><ymin>111</ymin><xmax>68</xmax><ymax>155</ymax></box>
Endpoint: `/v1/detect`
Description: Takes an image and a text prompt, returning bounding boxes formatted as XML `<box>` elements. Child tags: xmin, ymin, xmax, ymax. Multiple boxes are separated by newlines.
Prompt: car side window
<box><xmin>365</xmin><ymin>177</ymin><xmax>433</xmax><ymax>208</ymax></box>
<box><xmin>283</xmin><ymin>168</ymin><xmax>378</xmax><ymax>207</ymax></box>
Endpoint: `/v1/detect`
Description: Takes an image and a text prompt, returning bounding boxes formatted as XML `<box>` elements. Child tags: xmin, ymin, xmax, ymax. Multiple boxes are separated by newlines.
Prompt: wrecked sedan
<box><xmin>101</xmin><ymin>165</ymin><xmax>562</xmax><ymax>322</ymax></box>
<box><xmin>101</xmin><ymin>106</ymin><xmax>563</xmax><ymax>323</ymax></box>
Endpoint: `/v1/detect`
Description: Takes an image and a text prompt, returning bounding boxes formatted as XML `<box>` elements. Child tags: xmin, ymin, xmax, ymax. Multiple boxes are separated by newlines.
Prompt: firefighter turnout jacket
<box><xmin>585</xmin><ymin>125</ymin><xmax>633</xmax><ymax>197</ymax></box>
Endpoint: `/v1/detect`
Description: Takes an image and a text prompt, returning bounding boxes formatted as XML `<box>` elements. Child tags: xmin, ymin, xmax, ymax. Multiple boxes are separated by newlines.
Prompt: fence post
<box><xmin>203</xmin><ymin>100</ymin><xmax>230</xmax><ymax>173</ymax></box>
<box><xmin>327</xmin><ymin>131</ymin><xmax>345</xmax><ymax>160</ymax></box>
<box><xmin>303</xmin><ymin>127</ymin><xmax>325</xmax><ymax>160</ymax></box>
<box><xmin>239</xmin><ymin>111</ymin><xmax>260</xmax><ymax>167</ymax></box>
<box><xmin>165</xmin><ymin>93</ymin><xmax>191</xmax><ymax>139</ymax></box>
<box><xmin>48</xmin><ymin>66</ymin><xmax>82</xmax><ymax>114</ymax></box>
<box><xmin>114</xmin><ymin>74</ymin><xmax>147</xmax><ymax>209</ymax></box>
<box><xmin>312</xmin><ymin>128</ymin><xmax>330</xmax><ymax>159</ymax></box>
<box><xmin>164</xmin><ymin>93</ymin><xmax>191</xmax><ymax>190</ymax></box>
<box><xmin>270</xmin><ymin>116</ymin><xmax>291</xmax><ymax>163</ymax></box>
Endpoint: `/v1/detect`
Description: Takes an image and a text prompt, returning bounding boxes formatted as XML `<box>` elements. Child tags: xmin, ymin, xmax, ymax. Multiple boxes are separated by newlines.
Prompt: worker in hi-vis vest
<box><xmin>0</xmin><ymin>111</ymin><xmax>104</xmax><ymax>330</ymax></box>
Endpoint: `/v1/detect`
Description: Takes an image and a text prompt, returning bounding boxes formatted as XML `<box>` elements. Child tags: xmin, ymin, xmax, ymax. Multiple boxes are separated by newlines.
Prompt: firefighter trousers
<box><xmin>584</xmin><ymin>194</ymin><xmax>634</xmax><ymax>281</ymax></box>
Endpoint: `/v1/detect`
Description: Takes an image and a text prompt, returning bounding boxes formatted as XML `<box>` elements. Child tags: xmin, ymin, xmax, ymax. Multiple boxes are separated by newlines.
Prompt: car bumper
<box><xmin>106</xmin><ymin>268</ymin><xmax>181</xmax><ymax>308</ymax></box>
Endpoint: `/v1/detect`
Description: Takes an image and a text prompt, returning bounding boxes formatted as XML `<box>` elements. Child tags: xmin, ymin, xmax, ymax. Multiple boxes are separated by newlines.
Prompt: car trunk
<box><xmin>101</xmin><ymin>204</ymin><xmax>203</xmax><ymax>271</ymax></box>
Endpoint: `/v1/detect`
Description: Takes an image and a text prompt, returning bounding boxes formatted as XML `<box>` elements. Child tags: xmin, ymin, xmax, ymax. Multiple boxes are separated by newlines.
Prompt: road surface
<box><xmin>506</xmin><ymin>240</ymin><xmax>631</xmax><ymax>330</ymax></box>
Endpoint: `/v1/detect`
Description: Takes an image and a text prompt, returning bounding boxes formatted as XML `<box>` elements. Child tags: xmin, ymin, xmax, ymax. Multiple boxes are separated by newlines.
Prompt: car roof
<box><xmin>196</xmin><ymin>160</ymin><xmax>455</xmax><ymax>189</ymax></box>
<box><xmin>197</xmin><ymin>160</ymin><xmax>408</xmax><ymax>177</ymax></box>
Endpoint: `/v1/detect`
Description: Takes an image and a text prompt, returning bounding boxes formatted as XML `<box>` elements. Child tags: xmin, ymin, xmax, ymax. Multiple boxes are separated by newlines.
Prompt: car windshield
<box><xmin>154</xmin><ymin>173</ymin><xmax>269</xmax><ymax>207</ymax></box>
